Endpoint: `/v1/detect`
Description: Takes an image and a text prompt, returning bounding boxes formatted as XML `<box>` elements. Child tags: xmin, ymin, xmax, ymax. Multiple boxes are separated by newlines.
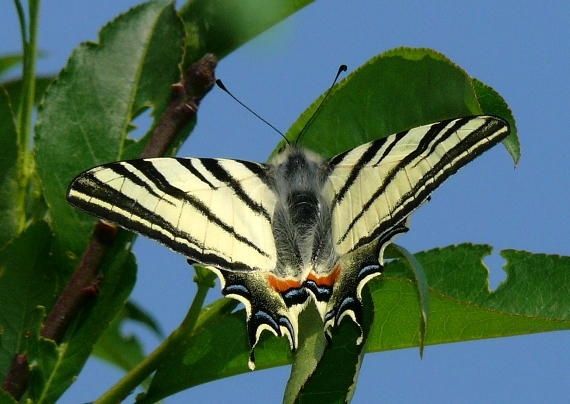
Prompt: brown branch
<box><xmin>2</xmin><ymin>53</ymin><xmax>218</xmax><ymax>401</ymax></box>
<box><xmin>40</xmin><ymin>221</ymin><xmax>115</xmax><ymax>342</ymax></box>
<box><xmin>141</xmin><ymin>53</ymin><xmax>218</xmax><ymax>158</ymax></box>
<box><xmin>1</xmin><ymin>354</ymin><xmax>29</xmax><ymax>401</ymax></box>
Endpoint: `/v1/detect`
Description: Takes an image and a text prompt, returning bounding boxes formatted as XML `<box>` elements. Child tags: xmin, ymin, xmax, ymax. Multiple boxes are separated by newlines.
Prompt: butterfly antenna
<box><xmin>216</xmin><ymin>79</ymin><xmax>288</xmax><ymax>143</ymax></box>
<box><xmin>296</xmin><ymin>64</ymin><xmax>347</xmax><ymax>145</ymax></box>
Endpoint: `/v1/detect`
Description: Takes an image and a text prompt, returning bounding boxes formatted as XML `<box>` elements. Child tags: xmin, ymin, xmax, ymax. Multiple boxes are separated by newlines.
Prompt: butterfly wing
<box><xmin>67</xmin><ymin>157</ymin><xmax>278</xmax><ymax>272</ymax></box>
<box><xmin>67</xmin><ymin>157</ymin><xmax>307</xmax><ymax>368</ymax></box>
<box><xmin>320</xmin><ymin>115</ymin><xmax>510</xmax><ymax>335</ymax></box>
<box><xmin>326</xmin><ymin>115</ymin><xmax>510</xmax><ymax>257</ymax></box>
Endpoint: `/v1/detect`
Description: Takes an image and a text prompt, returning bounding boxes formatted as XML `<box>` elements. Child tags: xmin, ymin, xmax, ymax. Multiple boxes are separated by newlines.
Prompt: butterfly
<box><xmin>67</xmin><ymin>115</ymin><xmax>509</xmax><ymax>369</ymax></box>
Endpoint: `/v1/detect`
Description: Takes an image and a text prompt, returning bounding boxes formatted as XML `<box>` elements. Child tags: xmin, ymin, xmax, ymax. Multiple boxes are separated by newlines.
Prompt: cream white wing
<box><xmin>67</xmin><ymin>157</ymin><xmax>278</xmax><ymax>272</ymax></box>
<box><xmin>323</xmin><ymin>116</ymin><xmax>510</xmax><ymax>257</ymax></box>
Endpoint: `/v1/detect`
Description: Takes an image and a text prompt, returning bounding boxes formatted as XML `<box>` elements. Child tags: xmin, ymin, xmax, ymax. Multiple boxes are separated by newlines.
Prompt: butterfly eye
<box><xmin>277</xmin><ymin>145</ymin><xmax>287</xmax><ymax>154</ymax></box>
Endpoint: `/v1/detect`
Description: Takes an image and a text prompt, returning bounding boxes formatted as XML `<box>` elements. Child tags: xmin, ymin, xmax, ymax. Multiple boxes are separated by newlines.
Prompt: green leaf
<box><xmin>28</xmin><ymin>247</ymin><xmax>137</xmax><ymax>403</ymax></box>
<box><xmin>0</xmin><ymin>85</ymin><xmax>22</xmax><ymax>249</ymax></box>
<box><xmin>283</xmin><ymin>303</ymin><xmax>327</xmax><ymax>404</ymax></box>
<box><xmin>473</xmin><ymin>77</ymin><xmax>520</xmax><ymax>166</ymax></box>
<box><xmin>275</xmin><ymin>47</ymin><xmax>518</xmax><ymax>163</ymax></box>
<box><xmin>367</xmin><ymin>245</ymin><xmax>570</xmax><ymax>352</ymax></box>
<box><xmin>23</xmin><ymin>164</ymin><xmax>49</xmax><ymax>226</ymax></box>
<box><xmin>0</xmin><ymin>52</ymin><xmax>48</xmax><ymax>79</ymax></box>
<box><xmin>124</xmin><ymin>300</ymin><xmax>164</xmax><ymax>338</ymax></box>
<box><xmin>27</xmin><ymin>307</ymin><xmax>59</xmax><ymax>403</ymax></box>
<box><xmin>193</xmin><ymin>297</ymin><xmax>238</xmax><ymax>331</ymax></box>
<box><xmin>178</xmin><ymin>0</ymin><xmax>314</xmax><ymax>66</ymax></box>
<box><xmin>35</xmin><ymin>1</ymin><xmax>186</xmax><ymax>258</ymax></box>
<box><xmin>281</xmin><ymin>48</ymin><xmax>483</xmax><ymax>159</ymax></box>
<box><xmin>0</xmin><ymin>54</ymin><xmax>23</xmax><ymax>78</ymax></box>
<box><xmin>391</xmin><ymin>243</ymin><xmax>429</xmax><ymax>356</ymax></box>
<box><xmin>0</xmin><ymin>388</ymin><xmax>19</xmax><ymax>404</ymax></box>
<box><xmin>0</xmin><ymin>220</ymin><xmax>57</xmax><ymax>381</ymax></box>
<box><xmin>2</xmin><ymin>76</ymin><xmax>54</xmax><ymax>112</ymax></box>
<box><xmin>142</xmin><ymin>309</ymin><xmax>291</xmax><ymax>404</ymax></box>
<box><xmin>92</xmin><ymin>307</ymin><xmax>147</xmax><ymax>379</ymax></box>
<box><xmin>92</xmin><ymin>300</ymin><xmax>163</xmax><ymax>376</ymax></box>
<box><xmin>28</xmin><ymin>6</ymin><xmax>186</xmax><ymax>399</ymax></box>
<box><xmin>142</xmin><ymin>247</ymin><xmax>570</xmax><ymax>400</ymax></box>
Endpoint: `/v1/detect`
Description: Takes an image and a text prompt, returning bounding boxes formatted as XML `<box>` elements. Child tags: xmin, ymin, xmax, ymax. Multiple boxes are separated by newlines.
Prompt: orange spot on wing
<box><xmin>307</xmin><ymin>264</ymin><xmax>341</xmax><ymax>287</ymax></box>
<box><xmin>267</xmin><ymin>274</ymin><xmax>302</xmax><ymax>292</ymax></box>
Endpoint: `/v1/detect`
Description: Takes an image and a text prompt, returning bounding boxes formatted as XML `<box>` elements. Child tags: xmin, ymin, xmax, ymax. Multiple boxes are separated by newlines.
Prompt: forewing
<box><xmin>67</xmin><ymin>157</ymin><xmax>278</xmax><ymax>272</ymax></box>
<box><xmin>324</xmin><ymin>116</ymin><xmax>510</xmax><ymax>257</ymax></box>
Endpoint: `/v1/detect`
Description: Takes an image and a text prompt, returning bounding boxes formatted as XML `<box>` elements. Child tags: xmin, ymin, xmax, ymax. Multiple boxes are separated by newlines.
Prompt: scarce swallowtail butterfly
<box><xmin>67</xmin><ymin>115</ymin><xmax>510</xmax><ymax>369</ymax></box>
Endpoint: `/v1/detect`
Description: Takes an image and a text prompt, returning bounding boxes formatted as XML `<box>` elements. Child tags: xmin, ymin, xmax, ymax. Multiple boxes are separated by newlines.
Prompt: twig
<box><xmin>141</xmin><ymin>53</ymin><xmax>218</xmax><ymax>158</ymax></box>
<box><xmin>40</xmin><ymin>221</ymin><xmax>116</xmax><ymax>342</ymax></box>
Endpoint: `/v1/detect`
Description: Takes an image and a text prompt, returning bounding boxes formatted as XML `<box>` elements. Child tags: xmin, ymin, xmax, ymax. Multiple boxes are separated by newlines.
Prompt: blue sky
<box><xmin>2</xmin><ymin>1</ymin><xmax>570</xmax><ymax>403</ymax></box>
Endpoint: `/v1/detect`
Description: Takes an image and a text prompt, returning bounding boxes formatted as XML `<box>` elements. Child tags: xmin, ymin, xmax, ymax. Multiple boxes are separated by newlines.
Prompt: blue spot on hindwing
<box><xmin>282</xmin><ymin>286</ymin><xmax>309</xmax><ymax>307</ymax></box>
<box><xmin>278</xmin><ymin>316</ymin><xmax>295</xmax><ymax>344</ymax></box>
<box><xmin>225</xmin><ymin>284</ymin><xmax>250</xmax><ymax>297</ymax></box>
<box><xmin>337</xmin><ymin>296</ymin><xmax>356</xmax><ymax>320</ymax></box>
<box><xmin>357</xmin><ymin>264</ymin><xmax>381</xmax><ymax>283</ymax></box>
<box><xmin>304</xmin><ymin>279</ymin><xmax>333</xmax><ymax>301</ymax></box>
<box><xmin>253</xmin><ymin>311</ymin><xmax>281</xmax><ymax>335</ymax></box>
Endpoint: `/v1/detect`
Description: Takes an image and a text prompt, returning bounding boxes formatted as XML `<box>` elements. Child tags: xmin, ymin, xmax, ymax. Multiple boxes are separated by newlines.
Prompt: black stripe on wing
<box><xmin>329</xmin><ymin>130</ymin><xmax>408</xmax><ymax>209</ymax></box>
<box><xmin>329</xmin><ymin>136</ymin><xmax>385</xmax><ymax>207</ymax></box>
<box><xmin>175</xmin><ymin>158</ymin><xmax>218</xmax><ymax>189</ymax></box>
<box><xmin>107</xmin><ymin>162</ymin><xmax>169</xmax><ymax>202</ymax></box>
<box><xmin>198</xmin><ymin>159</ymin><xmax>273</xmax><ymax>221</ymax></box>
<box><xmin>333</xmin><ymin>116</ymin><xmax>509</xmax><ymax>252</ymax></box>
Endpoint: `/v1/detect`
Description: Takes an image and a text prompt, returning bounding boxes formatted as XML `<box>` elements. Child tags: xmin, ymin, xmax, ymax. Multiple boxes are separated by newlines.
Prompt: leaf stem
<box><xmin>140</xmin><ymin>53</ymin><xmax>217</xmax><ymax>158</ymax></box>
<box><xmin>16</xmin><ymin>0</ymin><xmax>40</xmax><ymax>230</ymax></box>
<box><xmin>40</xmin><ymin>53</ymin><xmax>218</xmax><ymax>344</ymax></box>
<box><xmin>13</xmin><ymin>0</ymin><xmax>27</xmax><ymax>46</ymax></box>
<box><xmin>94</xmin><ymin>271</ymin><xmax>217</xmax><ymax>404</ymax></box>
<box><xmin>1</xmin><ymin>354</ymin><xmax>29</xmax><ymax>401</ymax></box>
<box><xmin>391</xmin><ymin>243</ymin><xmax>429</xmax><ymax>356</ymax></box>
<box><xmin>1</xmin><ymin>2</ymin><xmax>39</xmax><ymax>402</ymax></box>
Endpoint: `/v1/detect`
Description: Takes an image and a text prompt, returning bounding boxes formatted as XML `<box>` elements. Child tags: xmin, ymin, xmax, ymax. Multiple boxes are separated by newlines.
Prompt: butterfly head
<box><xmin>270</xmin><ymin>145</ymin><xmax>324</xmax><ymax>182</ymax></box>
